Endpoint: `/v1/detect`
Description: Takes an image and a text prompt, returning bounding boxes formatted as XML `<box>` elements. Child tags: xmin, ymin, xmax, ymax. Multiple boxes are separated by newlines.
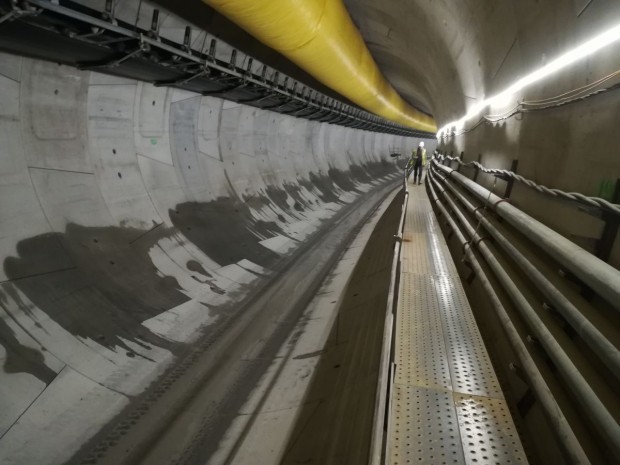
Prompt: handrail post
<box><xmin>368</xmin><ymin>187</ymin><xmax>408</xmax><ymax>465</ymax></box>
<box><xmin>473</xmin><ymin>153</ymin><xmax>482</xmax><ymax>182</ymax></box>
<box><xmin>595</xmin><ymin>178</ymin><xmax>620</xmax><ymax>262</ymax></box>
<box><xmin>503</xmin><ymin>159</ymin><xmax>518</xmax><ymax>198</ymax></box>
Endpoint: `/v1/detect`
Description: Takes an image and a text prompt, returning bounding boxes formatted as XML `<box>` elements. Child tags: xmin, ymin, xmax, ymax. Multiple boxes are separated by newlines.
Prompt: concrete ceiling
<box><xmin>2</xmin><ymin>0</ymin><xmax>620</xmax><ymax>463</ymax></box>
<box><xmin>345</xmin><ymin>0</ymin><xmax>620</xmax><ymax>125</ymax></box>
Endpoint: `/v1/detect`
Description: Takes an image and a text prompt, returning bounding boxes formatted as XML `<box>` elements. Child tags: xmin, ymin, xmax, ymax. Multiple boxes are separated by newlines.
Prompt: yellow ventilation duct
<box><xmin>203</xmin><ymin>0</ymin><xmax>436</xmax><ymax>133</ymax></box>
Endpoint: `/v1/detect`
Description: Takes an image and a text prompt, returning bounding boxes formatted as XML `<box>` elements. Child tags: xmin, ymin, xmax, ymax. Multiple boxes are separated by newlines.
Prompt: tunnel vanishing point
<box><xmin>0</xmin><ymin>1</ymin><xmax>619</xmax><ymax>465</ymax></box>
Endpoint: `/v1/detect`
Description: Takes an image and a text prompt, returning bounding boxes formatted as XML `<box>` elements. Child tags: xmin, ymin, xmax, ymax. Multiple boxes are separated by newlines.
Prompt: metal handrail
<box><xmin>429</xmin><ymin>166</ymin><xmax>620</xmax><ymax>459</ymax></box>
<box><xmin>434</xmin><ymin>169</ymin><xmax>620</xmax><ymax>378</ymax></box>
<box><xmin>426</xmin><ymin>173</ymin><xmax>593</xmax><ymax>465</ymax></box>
<box><xmin>368</xmin><ymin>174</ymin><xmax>408</xmax><ymax>465</ymax></box>
<box><xmin>433</xmin><ymin>151</ymin><xmax>620</xmax><ymax>216</ymax></box>
<box><xmin>431</xmin><ymin>159</ymin><xmax>620</xmax><ymax>313</ymax></box>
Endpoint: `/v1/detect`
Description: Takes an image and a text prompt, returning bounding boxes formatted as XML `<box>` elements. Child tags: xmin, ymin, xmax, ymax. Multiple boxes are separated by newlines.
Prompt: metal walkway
<box><xmin>387</xmin><ymin>181</ymin><xmax>528</xmax><ymax>465</ymax></box>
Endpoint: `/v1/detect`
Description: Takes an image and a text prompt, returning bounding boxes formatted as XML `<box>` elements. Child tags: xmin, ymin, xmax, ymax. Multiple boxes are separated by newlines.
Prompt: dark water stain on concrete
<box><xmin>283</xmin><ymin>182</ymin><xmax>310</xmax><ymax>212</ymax></box>
<box><xmin>188</xmin><ymin>261</ymin><xmax>227</xmax><ymax>295</ymax></box>
<box><xmin>244</xmin><ymin>186</ymin><xmax>303</xmax><ymax>222</ymax></box>
<box><xmin>0</xmin><ymin>163</ymin><xmax>398</xmax><ymax>386</ymax></box>
<box><xmin>350</xmin><ymin>159</ymin><xmax>397</xmax><ymax>185</ymax></box>
<box><xmin>303</xmin><ymin>172</ymin><xmax>343</xmax><ymax>204</ymax></box>
<box><xmin>241</xmin><ymin>192</ymin><xmax>271</xmax><ymax>211</ymax></box>
<box><xmin>328</xmin><ymin>167</ymin><xmax>362</xmax><ymax>193</ymax></box>
<box><xmin>0</xmin><ymin>286</ymin><xmax>57</xmax><ymax>384</ymax></box>
<box><xmin>170</xmin><ymin>197</ymin><xmax>284</xmax><ymax>269</ymax></box>
<box><xmin>2</xmin><ymin>223</ymin><xmax>189</xmax><ymax>382</ymax></box>
<box><xmin>300</xmin><ymin>161</ymin><xmax>398</xmax><ymax>205</ymax></box>
<box><xmin>349</xmin><ymin>164</ymin><xmax>374</xmax><ymax>184</ymax></box>
<box><xmin>264</xmin><ymin>185</ymin><xmax>302</xmax><ymax>219</ymax></box>
<box><xmin>364</xmin><ymin>159</ymin><xmax>397</xmax><ymax>177</ymax></box>
<box><xmin>187</xmin><ymin>260</ymin><xmax>212</xmax><ymax>278</ymax></box>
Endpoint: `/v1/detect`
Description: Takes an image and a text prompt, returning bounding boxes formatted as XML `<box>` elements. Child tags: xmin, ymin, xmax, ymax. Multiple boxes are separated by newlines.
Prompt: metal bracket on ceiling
<box><xmin>261</xmin><ymin>97</ymin><xmax>293</xmax><ymax>111</ymax></box>
<box><xmin>0</xmin><ymin>0</ymin><xmax>40</xmax><ymax>25</ymax></box>
<box><xmin>147</xmin><ymin>8</ymin><xmax>159</xmax><ymax>40</ymax></box>
<box><xmin>154</xmin><ymin>63</ymin><xmax>210</xmax><ymax>87</ymax></box>
<box><xmin>198</xmin><ymin>37</ymin><xmax>216</xmax><ymax>63</ymax></box>
<box><xmin>202</xmin><ymin>82</ymin><xmax>244</xmax><ymax>96</ymax></box>
<box><xmin>77</xmin><ymin>37</ymin><xmax>149</xmax><ymax>70</ymax></box>
<box><xmin>102</xmin><ymin>0</ymin><xmax>117</xmax><ymax>25</ymax></box>
<box><xmin>182</xmin><ymin>26</ymin><xmax>192</xmax><ymax>53</ymax></box>
<box><xmin>2</xmin><ymin>0</ymin><xmax>427</xmax><ymax>137</ymax></box>
<box><xmin>237</xmin><ymin>93</ymin><xmax>272</xmax><ymax>105</ymax></box>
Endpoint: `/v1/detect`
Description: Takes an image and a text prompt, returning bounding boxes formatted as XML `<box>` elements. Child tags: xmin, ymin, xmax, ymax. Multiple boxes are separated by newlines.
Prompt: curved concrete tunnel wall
<box><xmin>335</xmin><ymin>1</ymin><xmax>620</xmax><ymax>462</ymax></box>
<box><xmin>345</xmin><ymin>0</ymin><xmax>620</xmax><ymax>267</ymax></box>
<box><xmin>5</xmin><ymin>0</ymin><xmax>620</xmax><ymax>463</ymax></box>
<box><xmin>0</xmin><ymin>54</ymin><xmax>434</xmax><ymax>464</ymax></box>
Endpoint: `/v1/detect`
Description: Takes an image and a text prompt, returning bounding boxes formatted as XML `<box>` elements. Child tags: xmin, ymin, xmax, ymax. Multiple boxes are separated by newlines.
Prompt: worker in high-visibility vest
<box><xmin>406</xmin><ymin>141</ymin><xmax>427</xmax><ymax>184</ymax></box>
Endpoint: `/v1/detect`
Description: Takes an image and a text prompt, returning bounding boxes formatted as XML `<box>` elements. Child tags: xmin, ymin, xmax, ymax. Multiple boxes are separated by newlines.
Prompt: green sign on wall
<box><xmin>598</xmin><ymin>179</ymin><xmax>617</xmax><ymax>201</ymax></box>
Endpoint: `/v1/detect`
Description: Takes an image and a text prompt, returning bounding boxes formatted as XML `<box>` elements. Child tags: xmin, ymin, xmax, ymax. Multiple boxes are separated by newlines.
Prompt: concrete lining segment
<box><xmin>131</xmin><ymin>183</ymin><xmax>404</xmax><ymax>465</ymax></box>
<box><xmin>0</xmin><ymin>54</ymin><xmax>434</xmax><ymax>464</ymax></box>
<box><xmin>345</xmin><ymin>2</ymin><xmax>620</xmax><ymax>260</ymax></box>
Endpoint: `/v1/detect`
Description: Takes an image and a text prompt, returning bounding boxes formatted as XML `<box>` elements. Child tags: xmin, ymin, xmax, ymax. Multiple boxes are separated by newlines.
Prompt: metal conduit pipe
<box><xmin>426</xmin><ymin>176</ymin><xmax>592</xmax><ymax>465</ymax></box>
<box><xmin>432</xmin><ymin>161</ymin><xmax>620</xmax><ymax>312</ymax></box>
<box><xmin>428</xmin><ymin>169</ymin><xmax>620</xmax><ymax>461</ymax></box>
<box><xmin>432</xmin><ymin>170</ymin><xmax>620</xmax><ymax>379</ymax></box>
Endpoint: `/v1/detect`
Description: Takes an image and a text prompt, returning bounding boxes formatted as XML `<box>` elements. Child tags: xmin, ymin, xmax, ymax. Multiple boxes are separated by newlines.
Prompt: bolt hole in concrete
<box><xmin>118</xmin><ymin>172</ymin><xmax>122</xmax><ymax>178</ymax></box>
<box><xmin>112</xmin><ymin>148</ymin><xmax>116</xmax><ymax>154</ymax></box>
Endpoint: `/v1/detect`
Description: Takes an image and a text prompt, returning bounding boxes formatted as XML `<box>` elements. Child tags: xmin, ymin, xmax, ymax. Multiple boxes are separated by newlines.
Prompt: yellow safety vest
<box><xmin>410</xmin><ymin>148</ymin><xmax>427</xmax><ymax>166</ymax></box>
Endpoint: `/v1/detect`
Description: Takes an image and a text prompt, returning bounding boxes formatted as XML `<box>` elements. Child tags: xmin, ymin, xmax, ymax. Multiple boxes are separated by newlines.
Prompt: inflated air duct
<box><xmin>203</xmin><ymin>0</ymin><xmax>436</xmax><ymax>133</ymax></box>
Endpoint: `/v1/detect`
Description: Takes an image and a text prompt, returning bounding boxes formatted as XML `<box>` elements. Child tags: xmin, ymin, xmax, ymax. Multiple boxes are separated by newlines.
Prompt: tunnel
<box><xmin>0</xmin><ymin>1</ymin><xmax>618</xmax><ymax>464</ymax></box>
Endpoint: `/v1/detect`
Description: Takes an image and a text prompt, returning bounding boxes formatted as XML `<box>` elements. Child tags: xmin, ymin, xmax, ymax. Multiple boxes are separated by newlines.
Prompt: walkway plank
<box><xmin>388</xmin><ymin>182</ymin><xmax>528</xmax><ymax>465</ymax></box>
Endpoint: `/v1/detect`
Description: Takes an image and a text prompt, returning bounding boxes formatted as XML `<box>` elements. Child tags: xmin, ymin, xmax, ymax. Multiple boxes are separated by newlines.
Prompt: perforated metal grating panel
<box><xmin>434</xmin><ymin>275</ymin><xmax>503</xmax><ymax>398</ymax></box>
<box><xmin>455</xmin><ymin>394</ymin><xmax>527</xmax><ymax>465</ymax></box>
<box><xmin>395</xmin><ymin>274</ymin><xmax>451</xmax><ymax>390</ymax></box>
<box><xmin>391</xmin><ymin>385</ymin><xmax>466</xmax><ymax>465</ymax></box>
<box><xmin>401</xmin><ymin>233</ymin><xmax>459</xmax><ymax>276</ymax></box>
<box><xmin>388</xmin><ymin>184</ymin><xmax>527</xmax><ymax>465</ymax></box>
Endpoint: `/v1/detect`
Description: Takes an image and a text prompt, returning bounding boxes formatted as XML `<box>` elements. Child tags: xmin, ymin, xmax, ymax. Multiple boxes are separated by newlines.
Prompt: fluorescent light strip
<box><xmin>437</xmin><ymin>22</ymin><xmax>620</xmax><ymax>138</ymax></box>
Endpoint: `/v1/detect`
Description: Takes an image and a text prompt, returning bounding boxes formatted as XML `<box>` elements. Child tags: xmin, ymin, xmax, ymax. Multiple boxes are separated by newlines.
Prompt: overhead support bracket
<box><xmin>0</xmin><ymin>0</ymin><xmax>435</xmax><ymax>137</ymax></box>
<box><xmin>77</xmin><ymin>38</ymin><xmax>149</xmax><ymax>70</ymax></box>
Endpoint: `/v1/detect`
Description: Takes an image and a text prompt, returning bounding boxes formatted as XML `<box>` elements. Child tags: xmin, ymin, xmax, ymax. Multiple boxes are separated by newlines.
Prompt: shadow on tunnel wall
<box><xmin>1</xmin><ymin>161</ymin><xmax>400</xmax><ymax>386</ymax></box>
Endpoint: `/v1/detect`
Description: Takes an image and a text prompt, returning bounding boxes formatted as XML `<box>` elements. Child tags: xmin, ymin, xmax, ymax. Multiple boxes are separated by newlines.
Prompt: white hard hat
<box><xmin>419</xmin><ymin>141</ymin><xmax>425</xmax><ymax>147</ymax></box>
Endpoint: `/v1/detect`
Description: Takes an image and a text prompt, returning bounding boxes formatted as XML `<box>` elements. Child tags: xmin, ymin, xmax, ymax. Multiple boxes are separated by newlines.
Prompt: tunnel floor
<box><xmin>58</xmin><ymin>179</ymin><xmax>404</xmax><ymax>465</ymax></box>
<box><xmin>279</xmin><ymin>189</ymin><xmax>405</xmax><ymax>464</ymax></box>
<box><xmin>387</xmin><ymin>179</ymin><xmax>528</xmax><ymax>465</ymax></box>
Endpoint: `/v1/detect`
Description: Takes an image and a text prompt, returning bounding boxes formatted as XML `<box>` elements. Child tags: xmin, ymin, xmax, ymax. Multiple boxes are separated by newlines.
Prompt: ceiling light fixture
<box><xmin>437</xmin><ymin>22</ymin><xmax>620</xmax><ymax>138</ymax></box>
